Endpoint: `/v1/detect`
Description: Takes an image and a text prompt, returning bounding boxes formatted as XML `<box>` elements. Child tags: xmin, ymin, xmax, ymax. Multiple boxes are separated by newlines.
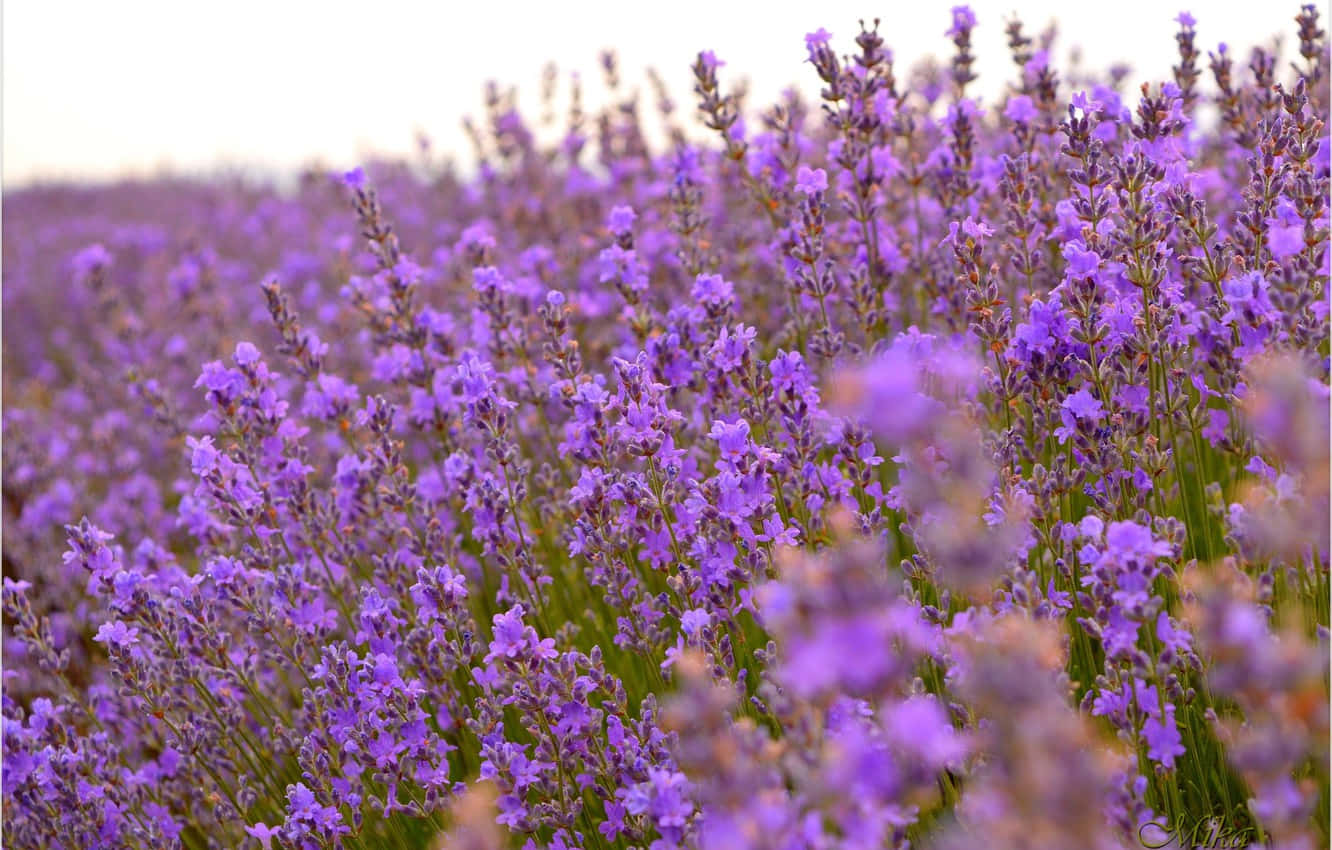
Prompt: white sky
<box><xmin>2</xmin><ymin>1</ymin><xmax>1301</xmax><ymax>187</ymax></box>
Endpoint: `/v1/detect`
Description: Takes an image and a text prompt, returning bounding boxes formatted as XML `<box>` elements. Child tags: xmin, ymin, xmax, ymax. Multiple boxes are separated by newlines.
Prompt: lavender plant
<box><xmin>3</xmin><ymin>6</ymin><xmax>1329</xmax><ymax>850</ymax></box>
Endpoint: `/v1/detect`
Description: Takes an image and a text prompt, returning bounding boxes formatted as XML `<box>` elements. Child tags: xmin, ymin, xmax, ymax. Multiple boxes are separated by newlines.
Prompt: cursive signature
<box><xmin>1138</xmin><ymin>816</ymin><xmax>1258</xmax><ymax>849</ymax></box>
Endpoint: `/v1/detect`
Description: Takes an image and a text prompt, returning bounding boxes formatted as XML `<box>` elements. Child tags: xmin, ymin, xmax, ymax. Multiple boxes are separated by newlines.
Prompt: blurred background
<box><xmin>2</xmin><ymin>0</ymin><xmax>1301</xmax><ymax>188</ymax></box>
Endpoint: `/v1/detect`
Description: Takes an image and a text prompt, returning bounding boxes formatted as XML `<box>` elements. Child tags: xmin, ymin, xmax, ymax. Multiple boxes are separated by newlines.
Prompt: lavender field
<box><xmin>2</xmin><ymin>6</ymin><xmax>1329</xmax><ymax>849</ymax></box>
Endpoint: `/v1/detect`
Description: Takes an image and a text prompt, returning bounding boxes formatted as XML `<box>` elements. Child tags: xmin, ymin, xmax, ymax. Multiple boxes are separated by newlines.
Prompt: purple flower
<box><xmin>883</xmin><ymin>696</ymin><xmax>967</xmax><ymax>769</ymax></box>
<box><xmin>1116</xmin><ymin>384</ymin><xmax>1150</xmax><ymax>415</ymax></box>
<box><xmin>1055</xmin><ymin>389</ymin><xmax>1105</xmax><ymax>444</ymax></box>
<box><xmin>340</xmin><ymin>166</ymin><xmax>366</xmax><ymax>189</ymax></box>
<box><xmin>804</xmin><ymin>28</ymin><xmax>832</xmax><ymax>51</ymax></box>
<box><xmin>1155</xmin><ymin>612</ymin><xmax>1192</xmax><ymax>655</ymax></box>
<box><xmin>1070</xmin><ymin>91</ymin><xmax>1103</xmax><ymax>114</ymax></box>
<box><xmin>485</xmin><ymin>605</ymin><xmax>555</xmax><ymax>664</ymax></box>
<box><xmin>1103</xmin><ymin>521</ymin><xmax>1172</xmax><ymax>562</ymax></box>
<box><xmin>680</xmin><ymin>608</ymin><xmax>712</xmax><ymax>637</ymax></box>
<box><xmin>692</xmin><ymin>273</ymin><xmax>735</xmax><ymax>306</ymax></box>
<box><xmin>1014</xmin><ymin>294</ymin><xmax>1069</xmax><ymax>357</ymax></box>
<box><xmin>93</xmin><ymin>620</ymin><xmax>139</xmax><ymax>649</ymax></box>
<box><xmin>1064</xmin><ymin>389</ymin><xmax>1104</xmax><ymax>422</ymax></box>
<box><xmin>960</xmin><ymin>217</ymin><xmax>995</xmax><ymax>242</ymax></box>
<box><xmin>245</xmin><ymin>823</ymin><xmax>282</xmax><ymax>849</ymax></box>
<box><xmin>72</xmin><ymin>243</ymin><xmax>113</xmax><ymax>278</ymax></box>
<box><xmin>708</xmin><ymin>418</ymin><xmax>751</xmax><ymax>464</ymax></box>
<box><xmin>607</xmin><ymin>205</ymin><xmax>637</xmax><ymax>235</ymax></box>
<box><xmin>1268</xmin><ymin>222</ymin><xmax>1305</xmax><ymax>260</ymax></box>
<box><xmin>489</xmin><ymin>606</ymin><xmax>532</xmax><ymax>659</ymax></box>
<box><xmin>795</xmin><ymin>166</ymin><xmax>828</xmax><ymax>195</ymax></box>
<box><xmin>1062</xmin><ymin>242</ymin><xmax>1102</xmax><ymax>278</ymax></box>
<box><xmin>186</xmin><ymin>435</ymin><xmax>219</xmax><ymax>475</ymax></box>
<box><xmin>1143</xmin><ymin>707</ymin><xmax>1185</xmax><ymax>769</ymax></box>
<box><xmin>1004</xmin><ymin>95</ymin><xmax>1038</xmax><ymax>124</ymax></box>
<box><xmin>1202</xmin><ymin>408</ymin><xmax>1229</xmax><ymax>445</ymax></box>
<box><xmin>946</xmin><ymin>5</ymin><xmax>977</xmax><ymax>38</ymax></box>
<box><xmin>234</xmin><ymin>341</ymin><xmax>262</xmax><ymax>366</ymax></box>
<box><xmin>619</xmin><ymin>769</ymin><xmax>693</xmax><ymax>834</ymax></box>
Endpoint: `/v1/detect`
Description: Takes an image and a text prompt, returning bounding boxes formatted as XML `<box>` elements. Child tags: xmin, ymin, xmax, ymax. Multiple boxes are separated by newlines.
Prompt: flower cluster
<box><xmin>3</xmin><ymin>6</ymin><xmax>1329</xmax><ymax>850</ymax></box>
